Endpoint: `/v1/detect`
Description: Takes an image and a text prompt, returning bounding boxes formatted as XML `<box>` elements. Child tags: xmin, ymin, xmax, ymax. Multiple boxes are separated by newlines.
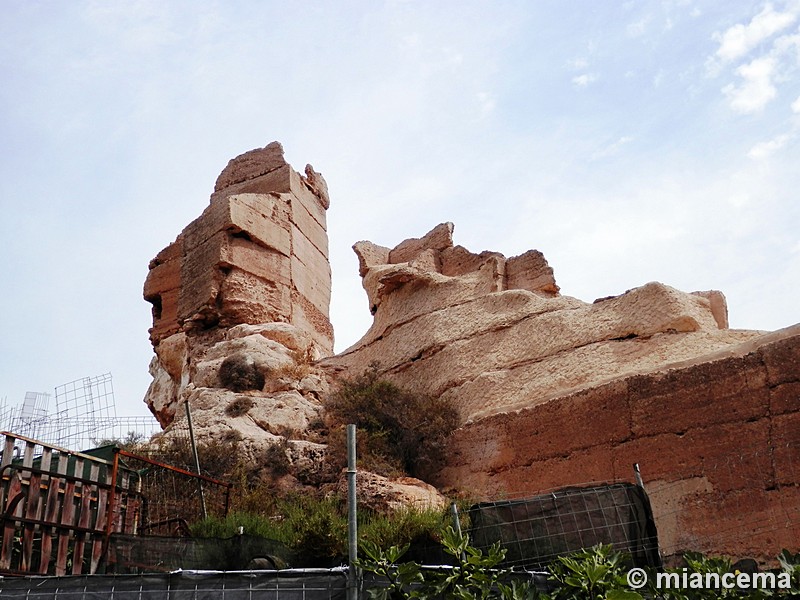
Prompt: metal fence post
<box><xmin>347</xmin><ymin>424</ymin><xmax>359</xmax><ymax>600</ymax></box>
<box><xmin>450</xmin><ymin>501</ymin><xmax>468</xmax><ymax>563</ymax></box>
<box><xmin>185</xmin><ymin>399</ymin><xmax>207</xmax><ymax>520</ymax></box>
<box><xmin>633</xmin><ymin>463</ymin><xmax>644</xmax><ymax>489</ymax></box>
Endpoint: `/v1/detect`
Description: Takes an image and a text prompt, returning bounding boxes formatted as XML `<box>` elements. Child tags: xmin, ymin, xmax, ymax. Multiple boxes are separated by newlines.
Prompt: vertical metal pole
<box><xmin>450</xmin><ymin>502</ymin><xmax>463</xmax><ymax>536</ymax></box>
<box><xmin>347</xmin><ymin>424</ymin><xmax>358</xmax><ymax>600</ymax></box>
<box><xmin>185</xmin><ymin>399</ymin><xmax>207</xmax><ymax>520</ymax></box>
<box><xmin>450</xmin><ymin>502</ymin><xmax>467</xmax><ymax>563</ymax></box>
<box><xmin>633</xmin><ymin>463</ymin><xmax>644</xmax><ymax>489</ymax></box>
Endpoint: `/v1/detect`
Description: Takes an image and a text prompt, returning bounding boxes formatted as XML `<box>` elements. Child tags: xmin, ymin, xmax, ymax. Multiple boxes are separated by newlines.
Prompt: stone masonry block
<box><xmin>771</xmin><ymin>411</ymin><xmax>800</xmax><ymax>485</ymax></box>
<box><xmin>144</xmin><ymin>258</ymin><xmax>180</xmax><ymax>298</ymax></box>
<box><xmin>183</xmin><ymin>193</ymin><xmax>291</xmax><ymax>256</ymax></box>
<box><xmin>505</xmin><ymin>250</ymin><xmax>559</xmax><ymax>297</ymax></box>
<box><xmin>219</xmin><ymin>268</ymin><xmax>291</xmax><ymax>326</ymax></box>
<box><xmin>214</xmin><ymin>141</ymin><xmax>287</xmax><ymax>192</ymax></box>
<box><xmin>501</xmin><ymin>380</ymin><xmax>630</xmax><ymax>462</ymax></box>
<box><xmin>289</xmin><ymin>192</ymin><xmax>329</xmax><ymax>257</ymax></box>
<box><xmin>629</xmin><ymin>352</ymin><xmax>768</xmax><ymax>438</ymax></box>
<box><xmin>220</xmin><ymin>236</ymin><xmax>291</xmax><ymax>287</ymax></box>
<box><xmin>291</xmin><ymin>290</ymin><xmax>334</xmax><ymax>356</ymax></box>
<box><xmin>178</xmin><ymin>232</ymin><xmax>225</xmax><ymax>322</ymax></box>
<box><xmin>148</xmin><ymin>288</ymin><xmax>180</xmax><ymax>344</ymax></box>
<box><xmin>290</xmin><ymin>167</ymin><xmax>328</xmax><ymax>229</ymax></box>
<box><xmin>759</xmin><ymin>326</ymin><xmax>800</xmax><ymax>386</ymax></box>
<box><xmin>290</xmin><ymin>256</ymin><xmax>331</xmax><ymax>318</ymax></box>
<box><xmin>769</xmin><ymin>381</ymin><xmax>800</xmax><ymax>415</ymax></box>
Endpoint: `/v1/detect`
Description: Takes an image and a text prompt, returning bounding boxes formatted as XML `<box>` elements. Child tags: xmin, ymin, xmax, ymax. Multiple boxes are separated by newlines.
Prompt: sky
<box><xmin>1</xmin><ymin>0</ymin><xmax>799</xmax><ymax>418</ymax></box>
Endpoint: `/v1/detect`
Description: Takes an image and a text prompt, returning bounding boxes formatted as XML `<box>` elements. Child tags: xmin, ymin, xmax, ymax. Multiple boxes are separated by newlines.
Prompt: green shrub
<box><xmin>192</xmin><ymin>499</ymin><xmax>450</xmax><ymax>566</ymax></box>
<box><xmin>219</xmin><ymin>352</ymin><xmax>266</xmax><ymax>392</ymax></box>
<box><xmin>192</xmin><ymin>494</ymin><xmax>348</xmax><ymax>563</ymax></box>
<box><xmin>325</xmin><ymin>365</ymin><xmax>458</xmax><ymax>479</ymax></box>
<box><xmin>225</xmin><ymin>396</ymin><xmax>255</xmax><ymax>417</ymax></box>
<box><xmin>263</xmin><ymin>437</ymin><xmax>293</xmax><ymax>477</ymax></box>
<box><xmin>360</xmin><ymin>506</ymin><xmax>450</xmax><ymax>551</ymax></box>
<box><xmin>357</xmin><ymin>525</ymin><xmax>540</xmax><ymax>600</ymax></box>
<box><xmin>545</xmin><ymin>544</ymin><xmax>642</xmax><ymax>600</ymax></box>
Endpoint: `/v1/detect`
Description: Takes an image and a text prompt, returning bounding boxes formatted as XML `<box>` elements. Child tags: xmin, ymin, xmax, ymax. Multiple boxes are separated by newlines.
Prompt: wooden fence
<box><xmin>0</xmin><ymin>431</ymin><xmax>231</xmax><ymax>576</ymax></box>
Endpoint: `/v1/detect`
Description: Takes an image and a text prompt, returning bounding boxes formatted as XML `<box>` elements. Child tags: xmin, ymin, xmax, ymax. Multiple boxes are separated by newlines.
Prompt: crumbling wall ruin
<box><xmin>141</xmin><ymin>143</ymin><xmax>799</xmax><ymax>564</ymax></box>
<box><xmin>143</xmin><ymin>142</ymin><xmax>333</xmax><ymax>428</ymax></box>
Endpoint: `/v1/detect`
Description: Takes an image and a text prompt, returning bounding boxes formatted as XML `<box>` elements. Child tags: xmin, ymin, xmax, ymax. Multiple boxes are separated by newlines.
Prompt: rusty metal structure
<box><xmin>0</xmin><ymin>374</ymin><xmax>161</xmax><ymax>452</ymax></box>
<box><xmin>0</xmin><ymin>431</ymin><xmax>231</xmax><ymax>576</ymax></box>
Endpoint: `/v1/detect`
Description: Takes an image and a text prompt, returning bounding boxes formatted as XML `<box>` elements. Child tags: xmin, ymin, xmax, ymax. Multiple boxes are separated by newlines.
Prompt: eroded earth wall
<box><xmin>142</xmin><ymin>145</ymin><xmax>799</xmax><ymax>563</ymax></box>
<box><xmin>323</xmin><ymin>221</ymin><xmax>799</xmax><ymax>565</ymax></box>
<box><xmin>433</xmin><ymin>325</ymin><xmax>800</xmax><ymax>564</ymax></box>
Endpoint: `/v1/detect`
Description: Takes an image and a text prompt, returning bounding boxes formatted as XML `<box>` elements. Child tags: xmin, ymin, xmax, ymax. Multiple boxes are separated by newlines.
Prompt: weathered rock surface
<box><xmin>144</xmin><ymin>142</ymin><xmax>333</xmax><ymax>356</ymax></box>
<box><xmin>433</xmin><ymin>325</ymin><xmax>800</xmax><ymax>564</ymax></box>
<box><xmin>320</xmin><ymin>221</ymin><xmax>798</xmax><ymax>564</ymax></box>
<box><xmin>324</xmin><ymin>223</ymin><xmax>759</xmax><ymax>423</ymax></box>
<box><xmin>335</xmin><ymin>470</ymin><xmax>448</xmax><ymax>512</ymax></box>
<box><xmin>142</xmin><ymin>143</ymin><xmax>333</xmax><ymax>487</ymax></box>
<box><xmin>142</xmin><ymin>146</ymin><xmax>799</xmax><ymax>566</ymax></box>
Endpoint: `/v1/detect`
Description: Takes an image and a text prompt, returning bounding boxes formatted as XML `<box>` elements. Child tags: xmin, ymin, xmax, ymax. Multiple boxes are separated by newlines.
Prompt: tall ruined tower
<box><xmin>143</xmin><ymin>142</ymin><xmax>332</xmax><ymax>426</ymax></box>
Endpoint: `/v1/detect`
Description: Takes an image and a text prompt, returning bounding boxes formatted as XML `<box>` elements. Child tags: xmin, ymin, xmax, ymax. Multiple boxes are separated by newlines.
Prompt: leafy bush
<box><xmin>642</xmin><ymin>549</ymin><xmax>800</xmax><ymax>599</ymax></box>
<box><xmin>225</xmin><ymin>396</ymin><xmax>255</xmax><ymax>417</ymax></box>
<box><xmin>325</xmin><ymin>365</ymin><xmax>459</xmax><ymax>479</ymax></box>
<box><xmin>219</xmin><ymin>352</ymin><xmax>266</xmax><ymax>392</ymax></box>
<box><xmin>192</xmin><ymin>499</ymin><xmax>450</xmax><ymax>566</ymax></box>
<box><xmin>360</xmin><ymin>506</ymin><xmax>450</xmax><ymax>551</ymax></box>
<box><xmin>192</xmin><ymin>495</ymin><xmax>347</xmax><ymax>564</ymax></box>
<box><xmin>357</xmin><ymin>525</ymin><xmax>539</xmax><ymax>600</ymax></box>
<box><xmin>544</xmin><ymin>544</ymin><xmax>642</xmax><ymax>600</ymax></box>
<box><xmin>263</xmin><ymin>437</ymin><xmax>293</xmax><ymax>477</ymax></box>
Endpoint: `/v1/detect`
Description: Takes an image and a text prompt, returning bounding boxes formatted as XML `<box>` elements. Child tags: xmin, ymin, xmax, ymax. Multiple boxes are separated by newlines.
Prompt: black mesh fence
<box><xmin>468</xmin><ymin>482</ymin><xmax>661</xmax><ymax>570</ymax></box>
<box><xmin>0</xmin><ymin>569</ymin><xmax>348</xmax><ymax>600</ymax></box>
<box><xmin>106</xmin><ymin>533</ymin><xmax>298</xmax><ymax>573</ymax></box>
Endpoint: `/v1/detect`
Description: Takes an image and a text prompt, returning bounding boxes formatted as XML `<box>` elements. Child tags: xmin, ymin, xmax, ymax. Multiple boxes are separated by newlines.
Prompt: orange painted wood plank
<box><xmin>38</xmin><ymin>451</ymin><xmax>65</xmax><ymax>575</ymax></box>
<box><xmin>55</xmin><ymin>457</ymin><xmax>82</xmax><ymax>576</ymax></box>
<box><xmin>0</xmin><ymin>472</ymin><xmax>24</xmax><ymax>571</ymax></box>
<box><xmin>71</xmin><ymin>463</ymin><xmax>98</xmax><ymax>575</ymax></box>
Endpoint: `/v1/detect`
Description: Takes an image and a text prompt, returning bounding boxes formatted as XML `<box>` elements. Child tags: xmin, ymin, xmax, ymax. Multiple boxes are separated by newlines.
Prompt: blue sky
<box><xmin>1</xmin><ymin>1</ymin><xmax>799</xmax><ymax>417</ymax></box>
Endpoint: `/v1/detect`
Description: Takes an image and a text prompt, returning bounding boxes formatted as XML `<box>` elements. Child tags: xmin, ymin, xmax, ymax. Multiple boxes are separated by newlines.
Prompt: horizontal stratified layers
<box><xmin>324</xmin><ymin>222</ymin><xmax>754</xmax><ymax>423</ymax></box>
<box><xmin>143</xmin><ymin>142</ymin><xmax>332</xmax><ymax>427</ymax></box>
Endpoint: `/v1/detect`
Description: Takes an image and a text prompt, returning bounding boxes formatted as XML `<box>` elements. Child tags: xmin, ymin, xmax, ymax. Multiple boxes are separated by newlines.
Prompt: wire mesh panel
<box><xmin>469</xmin><ymin>482</ymin><xmax>660</xmax><ymax>570</ymax></box>
<box><xmin>0</xmin><ymin>375</ymin><xmax>161</xmax><ymax>453</ymax></box>
<box><xmin>0</xmin><ymin>569</ymin><xmax>348</xmax><ymax>600</ymax></box>
<box><xmin>0</xmin><ymin>394</ymin><xmax>51</xmax><ymax>444</ymax></box>
<box><xmin>114</xmin><ymin>450</ymin><xmax>232</xmax><ymax>538</ymax></box>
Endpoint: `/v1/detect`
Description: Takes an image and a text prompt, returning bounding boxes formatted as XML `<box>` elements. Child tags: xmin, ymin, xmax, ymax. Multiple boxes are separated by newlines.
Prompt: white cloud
<box><xmin>712</xmin><ymin>3</ymin><xmax>797</xmax><ymax>65</ymax></box>
<box><xmin>568</xmin><ymin>57</ymin><xmax>589</xmax><ymax>70</ymax></box>
<box><xmin>722</xmin><ymin>56</ymin><xmax>777</xmax><ymax>113</ymax></box>
<box><xmin>627</xmin><ymin>16</ymin><xmax>651</xmax><ymax>37</ymax></box>
<box><xmin>747</xmin><ymin>133</ymin><xmax>791</xmax><ymax>159</ymax></box>
<box><xmin>572</xmin><ymin>73</ymin><xmax>598</xmax><ymax>87</ymax></box>
<box><xmin>591</xmin><ymin>136</ymin><xmax>634</xmax><ymax>160</ymax></box>
<box><xmin>476</xmin><ymin>91</ymin><xmax>495</xmax><ymax>116</ymax></box>
<box><xmin>792</xmin><ymin>95</ymin><xmax>800</xmax><ymax>112</ymax></box>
